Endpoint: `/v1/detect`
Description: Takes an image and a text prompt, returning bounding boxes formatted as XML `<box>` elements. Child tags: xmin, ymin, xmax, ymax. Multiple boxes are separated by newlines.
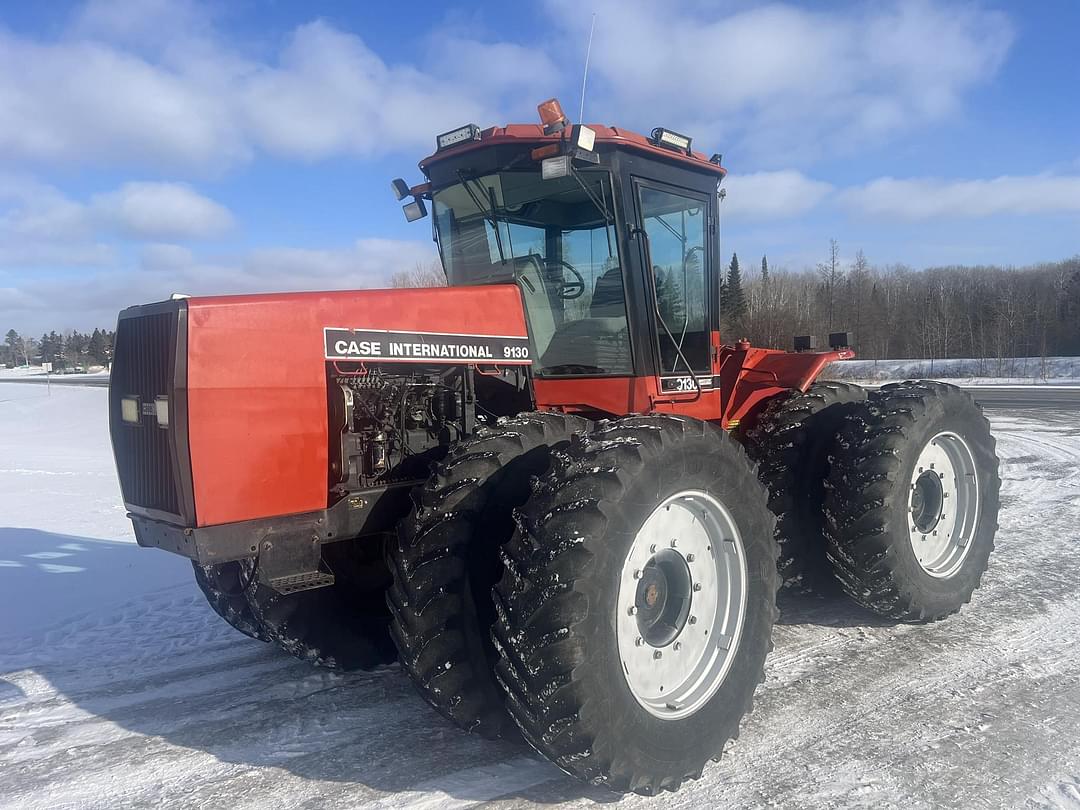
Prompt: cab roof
<box><xmin>418</xmin><ymin>123</ymin><xmax>727</xmax><ymax>180</ymax></box>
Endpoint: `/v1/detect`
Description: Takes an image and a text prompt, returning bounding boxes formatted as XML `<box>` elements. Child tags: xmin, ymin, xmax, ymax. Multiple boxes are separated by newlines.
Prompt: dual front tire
<box><xmin>389</xmin><ymin>412</ymin><xmax>780</xmax><ymax>794</ymax></box>
<box><xmin>492</xmin><ymin>415</ymin><xmax>778</xmax><ymax>794</ymax></box>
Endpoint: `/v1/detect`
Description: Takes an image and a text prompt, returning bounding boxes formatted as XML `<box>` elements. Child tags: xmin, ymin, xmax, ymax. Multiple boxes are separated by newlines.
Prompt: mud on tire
<box><xmin>387</xmin><ymin>411</ymin><xmax>590</xmax><ymax>739</ymax></box>
<box><xmin>492</xmin><ymin>415</ymin><xmax>778</xmax><ymax>795</ymax></box>
<box><xmin>192</xmin><ymin>561</ymin><xmax>270</xmax><ymax>642</ymax></box>
<box><xmin>743</xmin><ymin>382</ymin><xmax>867</xmax><ymax>588</ymax></box>
<box><xmin>824</xmin><ymin>381</ymin><xmax>1000</xmax><ymax>621</ymax></box>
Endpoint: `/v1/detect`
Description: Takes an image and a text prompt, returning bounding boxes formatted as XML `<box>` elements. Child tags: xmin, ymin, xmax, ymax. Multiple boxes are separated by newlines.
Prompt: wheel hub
<box><xmin>634</xmin><ymin>550</ymin><xmax>692</xmax><ymax>647</ymax></box>
<box><xmin>616</xmin><ymin>490</ymin><xmax>748</xmax><ymax>720</ymax></box>
<box><xmin>907</xmin><ymin>431</ymin><xmax>980</xmax><ymax>578</ymax></box>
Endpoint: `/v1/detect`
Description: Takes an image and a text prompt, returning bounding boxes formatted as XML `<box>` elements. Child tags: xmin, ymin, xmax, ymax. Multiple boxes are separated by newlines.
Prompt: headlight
<box><xmin>120</xmin><ymin>396</ymin><xmax>140</xmax><ymax>424</ymax></box>
<box><xmin>154</xmin><ymin>396</ymin><xmax>169</xmax><ymax>428</ymax></box>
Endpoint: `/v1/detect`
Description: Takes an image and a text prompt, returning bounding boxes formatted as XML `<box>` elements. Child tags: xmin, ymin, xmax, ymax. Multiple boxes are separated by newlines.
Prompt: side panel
<box><xmin>185</xmin><ymin>285</ymin><xmax>529</xmax><ymax>527</ymax></box>
<box><xmin>533</xmin><ymin>346</ymin><xmax>853</xmax><ymax>427</ymax></box>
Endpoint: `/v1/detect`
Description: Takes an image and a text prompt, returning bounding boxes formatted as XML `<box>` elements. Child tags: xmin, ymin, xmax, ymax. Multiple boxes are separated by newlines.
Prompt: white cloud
<box><xmin>546</xmin><ymin>0</ymin><xmax>1012</xmax><ymax>163</ymax></box>
<box><xmin>139</xmin><ymin>243</ymin><xmax>195</xmax><ymax>272</ymax></box>
<box><xmin>840</xmin><ymin>174</ymin><xmax>1080</xmax><ymax>219</ymax></box>
<box><xmin>0</xmin><ymin>175</ymin><xmax>232</xmax><ymax>268</ymax></box>
<box><xmin>0</xmin><ymin>6</ymin><xmax>560</xmax><ymax>171</ymax></box>
<box><xmin>0</xmin><ymin>31</ymin><xmax>247</xmax><ymax>170</ymax></box>
<box><xmin>3</xmin><ymin>238</ymin><xmax>437</xmax><ymax>334</ymax></box>
<box><xmin>723</xmin><ymin>171</ymin><xmax>834</xmax><ymax>220</ymax></box>
<box><xmin>91</xmin><ymin>182</ymin><xmax>233</xmax><ymax>239</ymax></box>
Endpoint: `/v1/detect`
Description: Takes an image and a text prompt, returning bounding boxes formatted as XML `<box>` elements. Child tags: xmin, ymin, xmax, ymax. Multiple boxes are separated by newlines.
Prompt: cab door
<box><xmin>632</xmin><ymin>179</ymin><xmax>715</xmax><ymax>397</ymax></box>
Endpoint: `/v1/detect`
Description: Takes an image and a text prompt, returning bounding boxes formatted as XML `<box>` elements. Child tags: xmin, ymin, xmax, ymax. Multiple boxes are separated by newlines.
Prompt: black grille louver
<box><xmin>109</xmin><ymin>301</ymin><xmax>194</xmax><ymax>525</ymax></box>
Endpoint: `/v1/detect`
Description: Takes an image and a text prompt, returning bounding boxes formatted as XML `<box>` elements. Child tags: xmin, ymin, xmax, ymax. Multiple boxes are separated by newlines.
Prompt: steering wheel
<box><xmin>546</xmin><ymin>259</ymin><xmax>586</xmax><ymax>300</ymax></box>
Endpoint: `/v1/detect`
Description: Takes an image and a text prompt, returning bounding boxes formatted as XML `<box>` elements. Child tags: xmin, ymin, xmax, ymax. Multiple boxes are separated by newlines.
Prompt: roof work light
<box><xmin>436</xmin><ymin>124</ymin><xmax>481</xmax><ymax>151</ymax></box>
<box><xmin>651</xmin><ymin>127</ymin><xmax>693</xmax><ymax>155</ymax></box>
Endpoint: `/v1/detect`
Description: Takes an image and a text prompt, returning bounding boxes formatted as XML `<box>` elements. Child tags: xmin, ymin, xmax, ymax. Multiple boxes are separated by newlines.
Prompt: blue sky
<box><xmin>1</xmin><ymin>0</ymin><xmax>1078</xmax><ymax>333</ymax></box>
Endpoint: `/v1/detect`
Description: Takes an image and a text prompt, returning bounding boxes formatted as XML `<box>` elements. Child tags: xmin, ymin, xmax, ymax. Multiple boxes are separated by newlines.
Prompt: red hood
<box><xmin>183</xmin><ymin>284</ymin><xmax>527</xmax><ymax>526</ymax></box>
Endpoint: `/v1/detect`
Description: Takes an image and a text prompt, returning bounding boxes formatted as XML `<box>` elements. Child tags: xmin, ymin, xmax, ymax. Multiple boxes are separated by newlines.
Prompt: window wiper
<box><xmin>456</xmin><ymin>170</ymin><xmax>506</xmax><ymax>264</ymax></box>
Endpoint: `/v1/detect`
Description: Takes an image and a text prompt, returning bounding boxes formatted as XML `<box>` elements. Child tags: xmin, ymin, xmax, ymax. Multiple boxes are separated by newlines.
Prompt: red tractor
<box><xmin>109</xmin><ymin>99</ymin><xmax>1000</xmax><ymax>794</ymax></box>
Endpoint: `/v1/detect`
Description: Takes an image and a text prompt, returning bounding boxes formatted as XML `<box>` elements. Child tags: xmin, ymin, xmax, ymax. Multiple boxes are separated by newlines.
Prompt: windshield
<box><xmin>433</xmin><ymin>170</ymin><xmax>632</xmax><ymax>377</ymax></box>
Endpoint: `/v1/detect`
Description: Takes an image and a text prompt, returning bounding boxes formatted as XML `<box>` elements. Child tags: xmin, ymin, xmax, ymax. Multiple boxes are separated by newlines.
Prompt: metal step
<box><xmin>266</xmin><ymin>569</ymin><xmax>336</xmax><ymax>594</ymax></box>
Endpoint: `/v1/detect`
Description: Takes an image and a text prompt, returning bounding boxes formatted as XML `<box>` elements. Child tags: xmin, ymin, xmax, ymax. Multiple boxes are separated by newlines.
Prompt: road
<box><xmin>4</xmin><ymin>374</ymin><xmax>1079</xmax><ymax>407</ymax></box>
<box><xmin>862</xmin><ymin>384</ymin><xmax>1080</xmax><ymax>409</ymax></box>
<box><xmin>1</xmin><ymin>399</ymin><xmax>1079</xmax><ymax>808</ymax></box>
<box><xmin>0</xmin><ymin>375</ymin><xmax>109</xmax><ymax>388</ymax></box>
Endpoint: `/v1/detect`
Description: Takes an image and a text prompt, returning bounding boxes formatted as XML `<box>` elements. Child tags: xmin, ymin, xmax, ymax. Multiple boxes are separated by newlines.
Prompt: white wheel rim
<box><xmin>907</xmin><ymin>431</ymin><xmax>980</xmax><ymax>579</ymax></box>
<box><xmin>616</xmin><ymin>490</ymin><xmax>748</xmax><ymax>720</ymax></box>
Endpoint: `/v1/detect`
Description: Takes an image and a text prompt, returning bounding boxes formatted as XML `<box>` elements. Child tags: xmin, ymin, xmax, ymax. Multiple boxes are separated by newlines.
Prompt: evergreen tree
<box><xmin>89</xmin><ymin>329</ymin><xmax>108</xmax><ymax>365</ymax></box>
<box><xmin>4</xmin><ymin>329</ymin><xmax>18</xmax><ymax>364</ymax></box>
<box><xmin>654</xmin><ymin>267</ymin><xmax>684</xmax><ymax>326</ymax></box>
<box><xmin>724</xmin><ymin>253</ymin><xmax>747</xmax><ymax>318</ymax></box>
<box><xmin>761</xmin><ymin>255</ymin><xmax>769</xmax><ymax>285</ymax></box>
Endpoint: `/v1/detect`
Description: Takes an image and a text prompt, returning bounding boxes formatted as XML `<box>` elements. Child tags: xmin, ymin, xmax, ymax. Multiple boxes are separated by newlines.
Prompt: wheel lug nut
<box><xmin>653</xmin><ymin>650</ymin><xmax>662</xmax><ymax>659</ymax></box>
<box><xmin>633</xmin><ymin>569</ymin><xmax>643</xmax><ymax>579</ymax></box>
<box><xmin>670</xmin><ymin>539</ymin><xmax>677</xmax><ymax>548</ymax></box>
<box><xmin>685</xmin><ymin>553</ymin><xmax>695</xmax><ymax>562</ymax></box>
<box><xmin>650</xmin><ymin>544</ymin><xmax>657</xmax><ymax>553</ymax></box>
<box><xmin>693</xmin><ymin>583</ymin><xmax>702</xmax><ymax>592</ymax></box>
<box><xmin>635</xmin><ymin>636</ymin><xmax>643</xmax><ymax>647</ymax></box>
<box><xmin>628</xmin><ymin>606</ymin><xmax>638</xmax><ymax>615</ymax></box>
<box><xmin>674</xmin><ymin>642</ymin><xmax>682</xmax><ymax>651</ymax></box>
<box><xmin>688</xmin><ymin>615</ymin><xmax>697</xmax><ymax>624</ymax></box>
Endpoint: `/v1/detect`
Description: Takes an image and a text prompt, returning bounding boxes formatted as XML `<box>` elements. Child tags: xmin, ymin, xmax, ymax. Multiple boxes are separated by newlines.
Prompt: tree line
<box><xmin>7</xmin><ymin>249</ymin><xmax>1078</xmax><ymax>371</ymax></box>
<box><xmin>2</xmin><ymin>328</ymin><xmax>115</xmax><ymax>371</ymax></box>
<box><xmin>720</xmin><ymin>245</ymin><xmax>1080</xmax><ymax>361</ymax></box>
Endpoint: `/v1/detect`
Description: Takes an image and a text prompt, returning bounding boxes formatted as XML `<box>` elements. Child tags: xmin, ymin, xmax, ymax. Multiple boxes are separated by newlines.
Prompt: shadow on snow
<box><xmin>0</xmin><ymin>528</ymin><xmax>900</xmax><ymax>804</ymax></box>
<box><xmin>0</xmin><ymin>528</ymin><xmax>615</xmax><ymax>805</ymax></box>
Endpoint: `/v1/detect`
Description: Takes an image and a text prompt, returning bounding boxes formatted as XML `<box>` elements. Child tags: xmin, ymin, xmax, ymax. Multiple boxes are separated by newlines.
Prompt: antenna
<box><xmin>579</xmin><ymin>13</ymin><xmax>597</xmax><ymax>123</ymax></box>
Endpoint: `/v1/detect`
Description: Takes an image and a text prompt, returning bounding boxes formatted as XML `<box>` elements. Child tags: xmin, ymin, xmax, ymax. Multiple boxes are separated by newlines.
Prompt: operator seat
<box><xmin>539</xmin><ymin>266</ymin><xmax>631</xmax><ymax>373</ymax></box>
<box><xmin>590</xmin><ymin>267</ymin><xmax>625</xmax><ymax>317</ymax></box>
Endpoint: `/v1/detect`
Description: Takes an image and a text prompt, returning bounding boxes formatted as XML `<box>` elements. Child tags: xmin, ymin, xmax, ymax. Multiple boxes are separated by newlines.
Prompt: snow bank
<box><xmin>823</xmin><ymin>355</ymin><xmax>1080</xmax><ymax>385</ymax></box>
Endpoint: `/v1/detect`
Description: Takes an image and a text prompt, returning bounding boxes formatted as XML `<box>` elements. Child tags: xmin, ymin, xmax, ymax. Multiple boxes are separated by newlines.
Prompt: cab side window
<box><xmin>638</xmin><ymin>186</ymin><xmax>710</xmax><ymax>375</ymax></box>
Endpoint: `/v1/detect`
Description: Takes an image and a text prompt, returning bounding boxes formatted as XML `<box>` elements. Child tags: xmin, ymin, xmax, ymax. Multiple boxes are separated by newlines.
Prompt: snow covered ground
<box><xmin>2</xmin><ymin>382</ymin><xmax>1079</xmax><ymax>808</ymax></box>
<box><xmin>825</xmin><ymin>355</ymin><xmax>1080</xmax><ymax>386</ymax></box>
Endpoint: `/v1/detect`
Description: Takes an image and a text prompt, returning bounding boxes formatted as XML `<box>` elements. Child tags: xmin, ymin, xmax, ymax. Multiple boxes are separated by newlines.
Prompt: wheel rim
<box><xmin>907</xmin><ymin>431</ymin><xmax>980</xmax><ymax>578</ymax></box>
<box><xmin>616</xmin><ymin>490</ymin><xmax>748</xmax><ymax>720</ymax></box>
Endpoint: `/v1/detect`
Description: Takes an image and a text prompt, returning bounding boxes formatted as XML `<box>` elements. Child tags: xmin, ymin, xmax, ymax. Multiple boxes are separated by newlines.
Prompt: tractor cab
<box><xmin>393</xmin><ymin>98</ymin><xmax>730</xmax><ymax>411</ymax></box>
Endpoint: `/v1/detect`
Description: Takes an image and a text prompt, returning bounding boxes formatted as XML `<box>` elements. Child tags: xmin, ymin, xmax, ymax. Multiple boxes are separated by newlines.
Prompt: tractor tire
<box><xmin>824</xmin><ymin>381</ymin><xmax>1000</xmax><ymax>621</ymax></box>
<box><xmin>743</xmin><ymin>381</ymin><xmax>867</xmax><ymax>588</ymax></box>
<box><xmin>192</xmin><ymin>561</ymin><xmax>270</xmax><ymax>642</ymax></box>
<box><xmin>492</xmin><ymin>415</ymin><xmax>778</xmax><ymax>795</ymax></box>
<box><xmin>387</xmin><ymin>412</ymin><xmax>590</xmax><ymax>739</ymax></box>
<box><xmin>244</xmin><ymin>536</ymin><xmax>398</xmax><ymax>670</ymax></box>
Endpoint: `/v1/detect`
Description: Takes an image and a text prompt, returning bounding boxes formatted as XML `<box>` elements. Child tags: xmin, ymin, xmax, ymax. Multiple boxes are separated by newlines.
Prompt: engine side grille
<box><xmin>109</xmin><ymin>302</ymin><xmax>193</xmax><ymax>524</ymax></box>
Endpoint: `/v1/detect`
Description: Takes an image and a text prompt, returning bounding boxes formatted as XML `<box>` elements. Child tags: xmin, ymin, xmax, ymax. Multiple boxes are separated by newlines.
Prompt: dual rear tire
<box><xmin>824</xmin><ymin>381</ymin><xmax>1000</xmax><ymax>620</ymax></box>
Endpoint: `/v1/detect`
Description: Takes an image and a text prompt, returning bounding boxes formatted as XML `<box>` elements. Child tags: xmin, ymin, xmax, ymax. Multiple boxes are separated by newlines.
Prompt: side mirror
<box><xmin>391</xmin><ymin>178</ymin><xmax>411</xmax><ymax>201</ymax></box>
<box><xmin>403</xmin><ymin>198</ymin><xmax>428</xmax><ymax>222</ymax></box>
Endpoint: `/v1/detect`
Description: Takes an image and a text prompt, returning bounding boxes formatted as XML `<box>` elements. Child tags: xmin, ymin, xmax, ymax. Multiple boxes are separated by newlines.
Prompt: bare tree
<box><xmin>18</xmin><ymin>335</ymin><xmax>37</xmax><ymax>367</ymax></box>
<box><xmin>816</xmin><ymin>239</ymin><xmax>844</xmax><ymax>330</ymax></box>
<box><xmin>390</xmin><ymin>260</ymin><xmax>446</xmax><ymax>288</ymax></box>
